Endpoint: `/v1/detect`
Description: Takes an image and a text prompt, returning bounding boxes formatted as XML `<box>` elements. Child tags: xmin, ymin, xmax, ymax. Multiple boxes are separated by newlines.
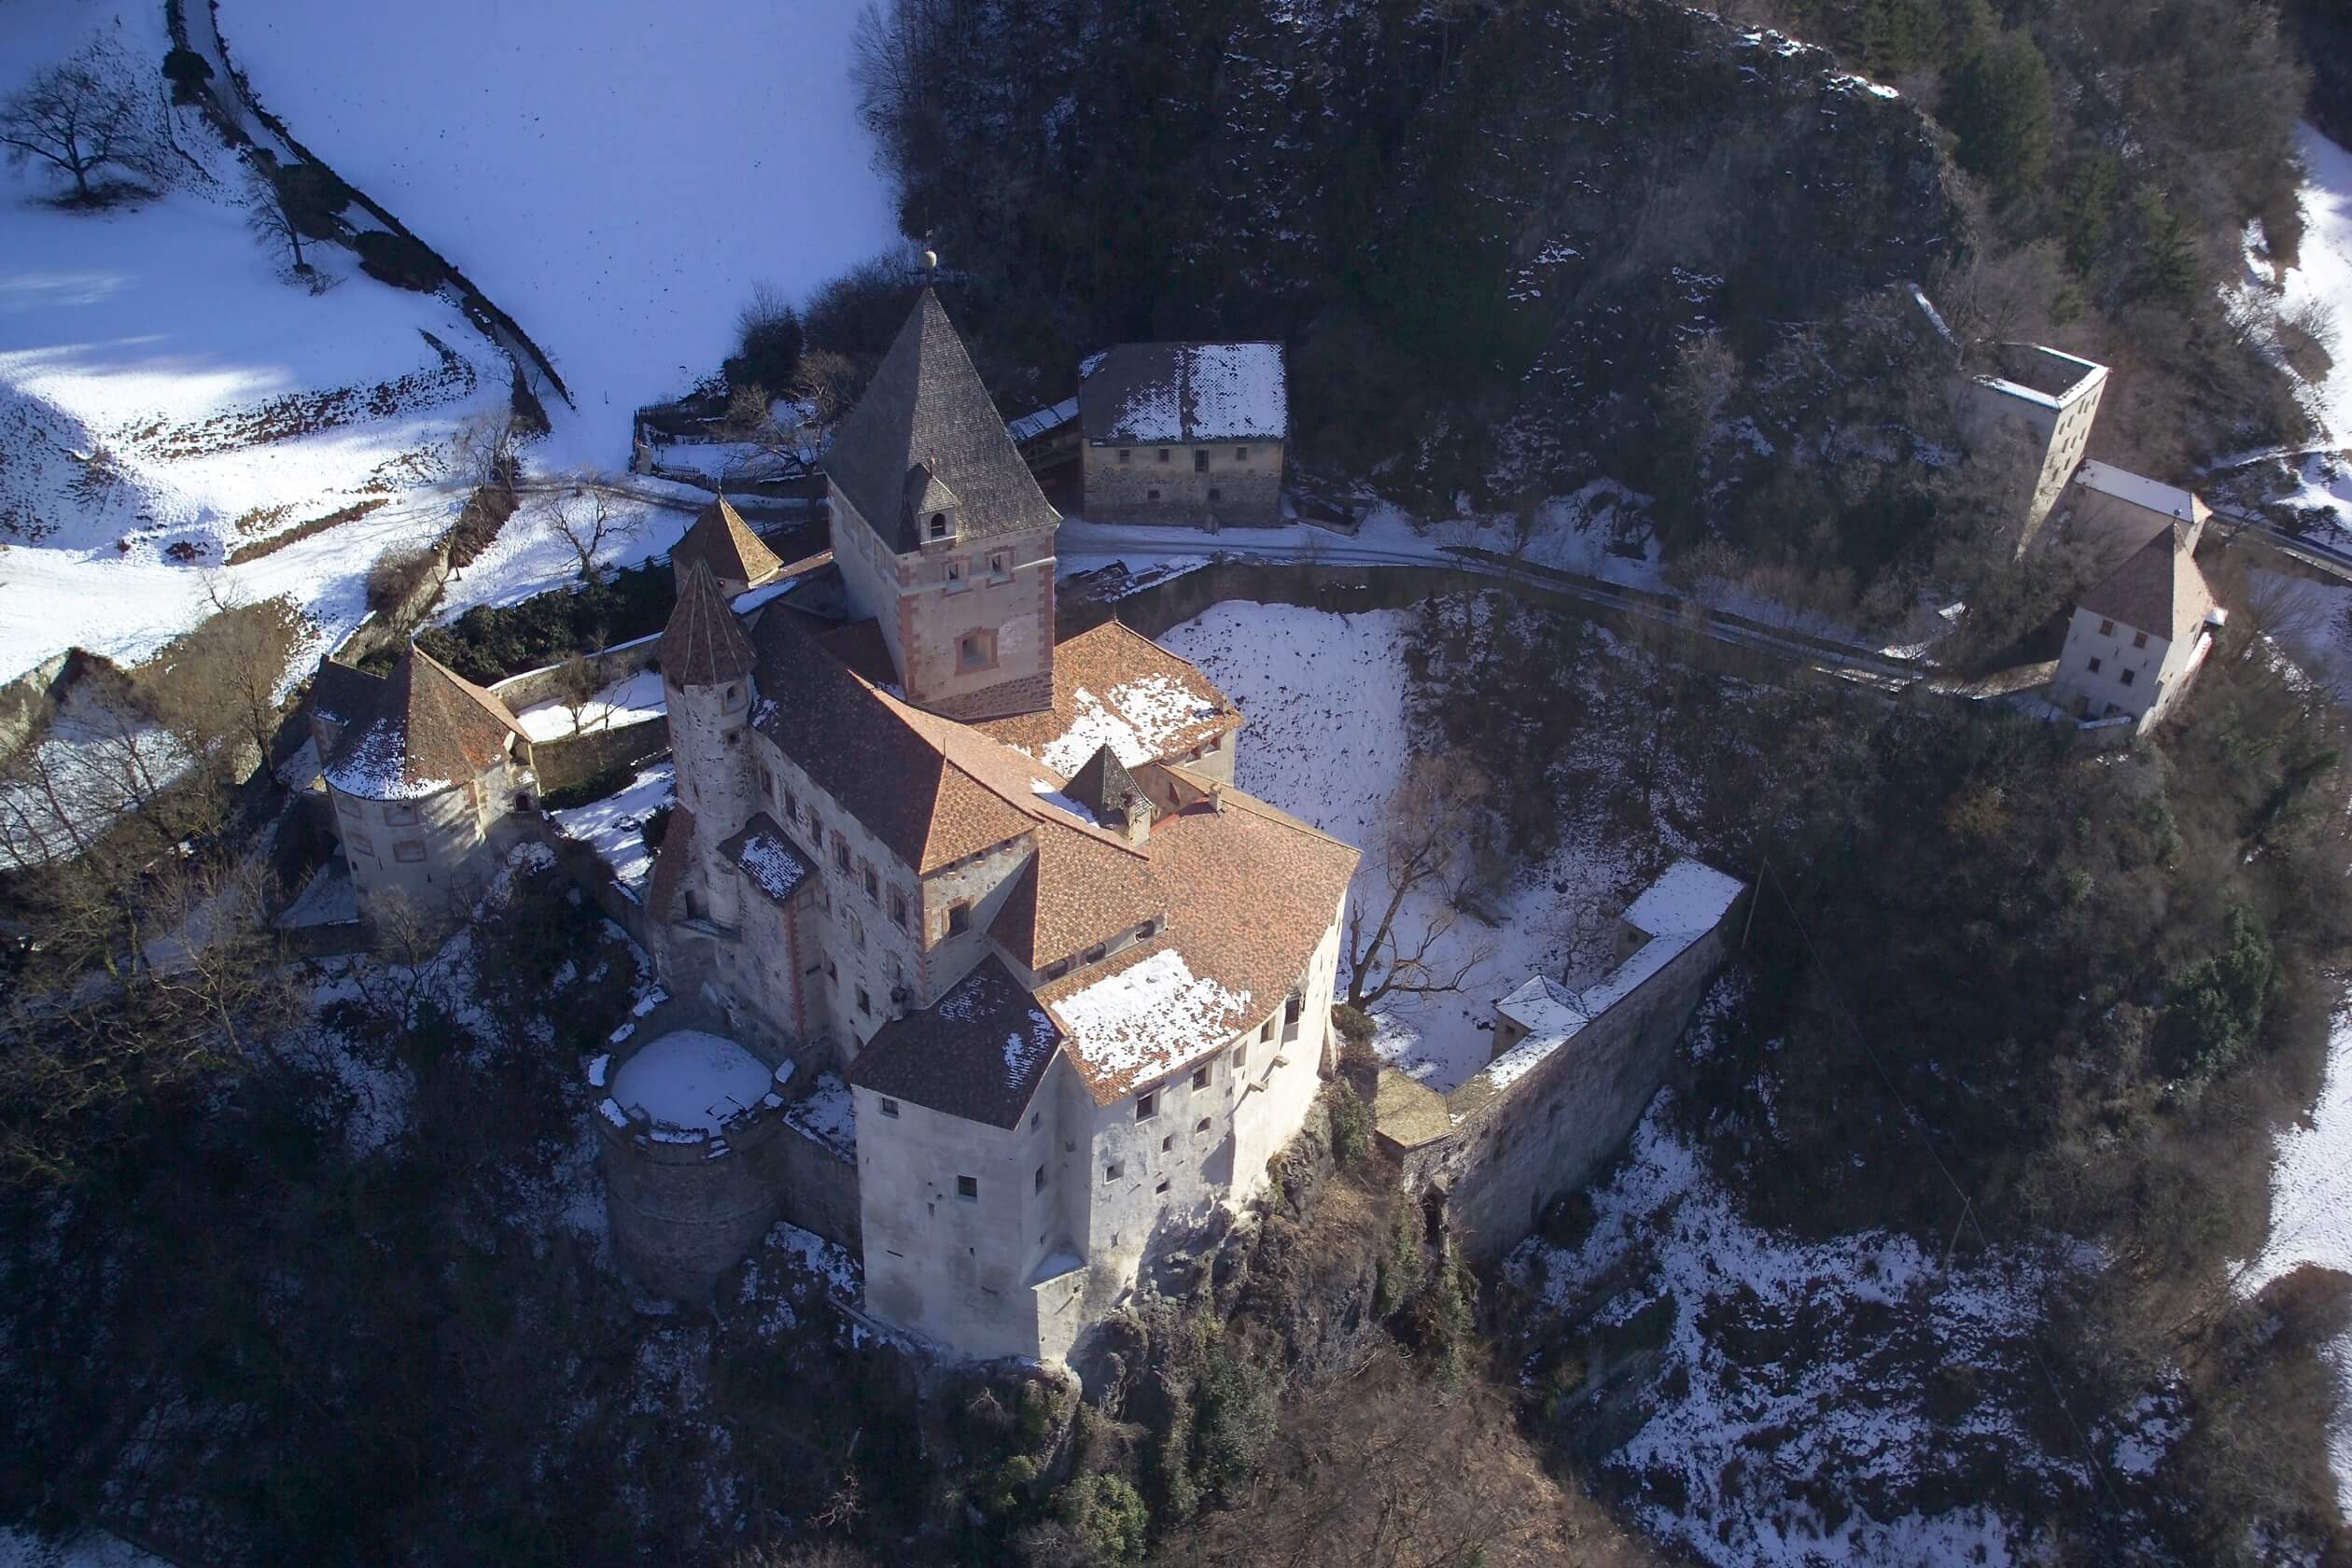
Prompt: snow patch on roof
<box><xmin>1187</xmin><ymin>343</ymin><xmax>1288</xmax><ymax>440</ymax></box>
<box><xmin>1623</xmin><ymin>860</ymin><xmax>1747</xmax><ymax>938</ymax></box>
<box><xmin>608</xmin><ymin>1030</ymin><xmax>772</xmax><ymax>1133</ymax></box>
<box><xmin>1030</xmin><ymin>779</ymin><xmax>1100</xmax><ymax>827</ymax></box>
<box><xmin>1038</xmin><ymin>675</ymin><xmax>1224</xmax><ymax>774</ymax></box>
<box><xmin>733</xmin><ymin>825</ymin><xmax>814</xmax><ymax>903</ymax></box>
<box><xmin>1052</xmin><ymin>947</ymin><xmax>1248</xmax><ymax>1085</ymax></box>
<box><xmin>2074</xmin><ymin>459</ymin><xmax>2201</xmax><ymax>522</ymax></box>
<box><xmin>321</xmin><ymin>721</ymin><xmax>453</xmax><ymax>800</ymax></box>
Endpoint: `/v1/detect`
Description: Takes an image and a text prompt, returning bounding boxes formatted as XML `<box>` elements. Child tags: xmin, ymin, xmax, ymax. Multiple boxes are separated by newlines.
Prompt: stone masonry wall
<box><xmin>1082</xmin><ymin>441</ymin><xmax>1283</xmax><ymax>527</ymax></box>
<box><xmin>1390</xmin><ymin>905</ymin><xmax>1740</xmax><ymax>1262</ymax></box>
<box><xmin>769</xmin><ymin>1122</ymin><xmax>862</xmax><ymax>1250</ymax></box>
<box><xmin>596</xmin><ymin>1101</ymin><xmax>790</xmax><ymax>1300</ymax></box>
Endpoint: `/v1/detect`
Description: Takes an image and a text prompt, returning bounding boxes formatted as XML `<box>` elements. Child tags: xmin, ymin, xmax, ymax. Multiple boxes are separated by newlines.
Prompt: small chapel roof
<box><xmin>670</xmin><ymin>494</ymin><xmax>784</xmax><ymax>587</ymax></box>
<box><xmin>824</xmin><ymin>290</ymin><xmax>1060</xmax><ymax>554</ymax></box>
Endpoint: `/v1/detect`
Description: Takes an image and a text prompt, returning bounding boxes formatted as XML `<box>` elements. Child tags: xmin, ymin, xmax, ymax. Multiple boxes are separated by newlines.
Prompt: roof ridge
<box><xmin>1155</xmin><ymin>763</ymin><xmax>1355</xmax><ymax>850</ymax></box>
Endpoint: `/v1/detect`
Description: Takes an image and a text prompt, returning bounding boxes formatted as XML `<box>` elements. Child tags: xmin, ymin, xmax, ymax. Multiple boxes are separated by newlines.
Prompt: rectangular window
<box><xmin>1157</xmin><ymin>448</ymin><xmax>1171</xmax><ymax>464</ymax></box>
<box><xmin>1235</xmin><ymin>445</ymin><xmax>1249</xmax><ymax>460</ymax></box>
<box><xmin>2087</xmin><ymin>657</ymin><xmax>2102</xmax><ymax>675</ymax></box>
<box><xmin>760</xmin><ymin>766</ymin><xmax>773</xmax><ymax>797</ymax></box>
<box><xmin>1155</xmin><ymin>1177</ymin><xmax>1171</xmax><ymax>1194</ymax></box>
<box><xmin>1146</xmin><ymin>488</ymin><xmax>1161</xmax><ymax>501</ymax></box>
<box><xmin>2132</xmin><ymin>630</ymin><xmax>2149</xmax><ymax>649</ymax></box>
<box><xmin>393</xmin><ymin>840</ymin><xmax>426</xmax><ymax>863</ymax></box>
<box><xmin>835</xmin><ymin>839</ymin><xmax>851</xmax><ymax>873</ymax></box>
<box><xmin>384</xmin><ymin>803</ymin><xmax>418</xmax><ymax>826</ymax></box>
<box><xmin>2097</xmin><ymin>619</ymin><xmax>2115</xmax><ymax>637</ymax></box>
<box><xmin>1118</xmin><ymin>448</ymin><xmax>1132</xmax><ymax>463</ymax></box>
<box><xmin>988</xmin><ymin>551</ymin><xmax>1010</xmax><ymax>579</ymax></box>
<box><xmin>1104</xmin><ymin>1161</ymin><xmax>1125</xmax><ymax>1183</ymax></box>
<box><xmin>1043</xmin><ymin>960</ymin><xmax>1069</xmax><ymax>980</ymax></box>
<box><xmin>1034</xmin><ymin>1164</ymin><xmax>1047</xmax><ymax>1193</ymax></box>
<box><xmin>880</xmin><ymin>1098</ymin><xmax>900</xmax><ymax>1118</ymax></box>
<box><xmin>1160</xmin><ymin>1133</ymin><xmax>1173</xmax><ymax>1152</ymax></box>
<box><xmin>784</xmin><ymin>790</ymin><xmax>799</xmax><ymax>824</ymax></box>
<box><xmin>1135</xmin><ymin>1091</ymin><xmax>1156</xmax><ymax>1121</ymax></box>
<box><xmin>2120</xmin><ymin>669</ymin><xmax>2136</xmax><ymax>687</ymax></box>
<box><xmin>945</xmin><ymin>558</ymin><xmax>965</xmax><ymax>589</ymax></box>
<box><xmin>889</xmin><ymin>889</ymin><xmax>909</xmax><ymax>931</ymax></box>
<box><xmin>863</xmin><ymin>866</ymin><xmax>879</xmax><ymax>901</ymax></box>
<box><xmin>1207</xmin><ymin>487</ymin><xmax>1221</xmax><ymax>503</ymax></box>
<box><xmin>1193</xmin><ymin>449</ymin><xmax>1209</xmax><ymax>473</ymax></box>
<box><xmin>1192</xmin><ymin>1068</ymin><xmax>1210</xmax><ymax>1091</ymax></box>
<box><xmin>1258</xmin><ymin>1019</ymin><xmax>1274</xmax><ymax>1043</ymax></box>
<box><xmin>948</xmin><ymin>902</ymin><xmax>972</xmax><ymax>936</ymax></box>
<box><xmin>957</xmin><ymin>1175</ymin><xmax>978</xmax><ymax>1201</ymax></box>
<box><xmin>857</xmin><ymin>987</ymin><xmax>872</xmax><ymax>1015</ymax></box>
<box><xmin>1085</xmin><ymin>944</ymin><xmax>1107</xmax><ymax>963</ymax></box>
<box><xmin>1235</xmin><ymin>1042</ymin><xmax>1250</xmax><ymax>1071</ymax></box>
<box><xmin>849</xmin><ymin>914</ymin><xmax>865</xmax><ymax>950</ymax></box>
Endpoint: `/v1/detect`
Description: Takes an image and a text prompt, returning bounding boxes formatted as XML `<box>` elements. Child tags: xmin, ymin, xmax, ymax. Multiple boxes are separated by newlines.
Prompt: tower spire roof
<box><xmin>661</xmin><ymin>560</ymin><xmax>756</xmax><ymax>686</ymax></box>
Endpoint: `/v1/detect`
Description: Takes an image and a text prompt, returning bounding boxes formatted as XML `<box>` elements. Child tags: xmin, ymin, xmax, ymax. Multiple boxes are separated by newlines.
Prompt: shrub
<box><xmin>161</xmin><ymin>47</ymin><xmax>212</xmax><ymax>105</ymax></box>
<box><xmin>2159</xmin><ymin>905</ymin><xmax>2275</xmax><ymax>1081</ymax></box>
<box><xmin>351</xmin><ymin>229</ymin><xmax>444</xmax><ymax>292</ymax></box>
<box><xmin>365</xmin><ymin>546</ymin><xmax>440</xmax><ymax>617</ymax></box>
<box><xmin>804</xmin><ymin>250</ymin><xmax>918</xmax><ymax>360</ymax></box>
<box><xmin>1063</xmin><ymin>1474</ymin><xmax>1149</xmax><ymax>1564</ymax></box>
<box><xmin>1945</xmin><ymin>32</ymin><xmax>2054</xmax><ymax>197</ymax></box>
<box><xmin>1324</xmin><ymin>1081</ymin><xmax>1369</xmax><ymax>1167</ymax></box>
<box><xmin>726</xmin><ymin>282</ymin><xmax>805</xmax><ymax>392</ymax></box>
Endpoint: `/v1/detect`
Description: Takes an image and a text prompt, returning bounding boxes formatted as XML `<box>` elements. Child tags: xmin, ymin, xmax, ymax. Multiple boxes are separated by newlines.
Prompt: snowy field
<box><xmin>1161</xmin><ymin>601</ymin><xmax>1630</xmax><ymax>1089</ymax></box>
<box><xmin>2283</xmin><ymin>125</ymin><xmax>2352</xmax><ymax>445</ymax></box>
<box><xmin>215</xmin><ymin>0</ymin><xmax>902</xmax><ymax>469</ymax></box>
<box><xmin>0</xmin><ymin>1529</ymin><xmax>168</xmax><ymax>1568</ymax></box>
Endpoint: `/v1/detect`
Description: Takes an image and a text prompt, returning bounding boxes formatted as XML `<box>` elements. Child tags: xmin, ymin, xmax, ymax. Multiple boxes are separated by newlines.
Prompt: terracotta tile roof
<box><xmin>309</xmin><ymin>657</ymin><xmax>385</xmax><ymax>723</ymax></box>
<box><xmin>2080</xmin><ymin>525</ymin><xmax>2217</xmax><ymax>648</ymax></box>
<box><xmin>661</xmin><ymin>561</ymin><xmax>757</xmax><ymax>686</ymax></box>
<box><xmin>747</xmin><ymin>607</ymin><xmax>1092</xmax><ymax>874</ymax></box>
<box><xmin>972</xmin><ymin>620</ymin><xmax>1240</xmax><ymax>773</ymax></box>
<box><xmin>1037</xmin><ymin>797</ymin><xmax>1355</xmax><ymax>1103</ymax></box>
<box><xmin>817</xmin><ymin>619</ymin><xmax>899</xmax><ymax>689</ymax></box>
<box><xmin>718</xmin><ymin>812</ymin><xmax>818</xmax><ymax>906</ymax></box>
<box><xmin>986</xmin><ymin>821</ymin><xmax>1159</xmax><ymax>973</ymax></box>
<box><xmin>646</xmin><ymin>805</ymin><xmax>695</xmax><ymax>922</ymax></box>
<box><xmin>321</xmin><ymin>646</ymin><xmax>526</xmax><ymax>801</ymax></box>
<box><xmin>847</xmin><ymin>953</ymin><xmax>1065</xmax><ymax>1128</ymax></box>
<box><xmin>824</xmin><ymin>289</ymin><xmax>1060</xmax><ymax>553</ymax></box>
<box><xmin>670</xmin><ymin>495</ymin><xmax>784</xmax><ymax>586</ymax></box>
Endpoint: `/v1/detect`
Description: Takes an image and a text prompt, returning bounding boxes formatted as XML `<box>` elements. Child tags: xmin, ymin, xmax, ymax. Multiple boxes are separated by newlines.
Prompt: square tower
<box><xmin>823</xmin><ymin>290</ymin><xmax>1061</xmax><ymax>721</ymax></box>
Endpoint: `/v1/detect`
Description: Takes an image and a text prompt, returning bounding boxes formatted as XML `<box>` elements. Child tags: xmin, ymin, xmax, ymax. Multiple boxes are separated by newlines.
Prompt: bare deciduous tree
<box><xmin>553</xmin><ymin>654</ymin><xmax>603</xmax><ymax>735</ymax></box>
<box><xmin>1344</xmin><ymin>750</ymin><xmax>1499</xmax><ymax>1009</ymax></box>
<box><xmin>243</xmin><ymin>162</ymin><xmax>310</xmax><ymax>277</ymax></box>
<box><xmin>444</xmin><ymin>410</ymin><xmax>520</xmax><ymax>493</ymax></box>
<box><xmin>1</xmin><ymin>39</ymin><xmax>158</xmax><ymax>204</ymax></box>
<box><xmin>535</xmin><ymin>478</ymin><xmax>635</xmax><ymax>581</ymax></box>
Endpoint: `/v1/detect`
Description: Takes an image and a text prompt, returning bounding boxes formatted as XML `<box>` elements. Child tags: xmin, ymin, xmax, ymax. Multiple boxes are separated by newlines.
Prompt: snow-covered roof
<box><xmin>1486</xmin><ymin>861</ymin><xmax>1745</xmax><ymax>1094</ymax></box>
<box><xmin>608</xmin><ymin>1029</ymin><xmax>773</xmax><ymax>1133</ymax></box>
<box><xmin>1048</xmin><ymin>946</ymin><xmax>1250</xmax><ymax>1087</ymax></box>
<box><xmin>1079</xmin><ymin>342</ymin><xmax>1288</xmax><ymax>443</ymax></box>
<box><xmin>1970</xmin><ymin>343</ymin><xmax>2107</xmax><ymax>411</ymax></box>
<box><xmin>721</xmin><ymin>814</ymin><xmax>818</xmax><ymax>905</ymax></box>
<box><xmin>2074</xmin><ymin>459</ymin><xmax>2203</xmax><ymax>524</ymax></box>
<box><xmin>1006</xmin><ymin>395</ymin><xmax>1079</xmax><ymax>445</ymax></box>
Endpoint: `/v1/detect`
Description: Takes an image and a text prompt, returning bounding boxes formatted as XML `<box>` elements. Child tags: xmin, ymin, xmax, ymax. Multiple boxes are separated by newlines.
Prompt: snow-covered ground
<box><xmin>514</xmin><ymin>665</ymin><xmax>666</xmax><ymax>742</ymax></box>
<box><xmin>1513</xmin><ymin>1086</ymin><xmax>2099</xmax><ymax>1565</ymax></box>
<box><xmin>548</xmin><ymin>761</ymin><xmax>672</xmax><ymax>899</ymax></box>
<box><xmin>1161</xmin><ymin>601</ymin><xmax>1629</xmax><ymax>1089</ymax></box>
<box><xmin>0</xmin><ymin>1529</ymin><xmax>170</xmax><ymax>1568</ymax></box>
<box><xmin>2283</xmin><ymin>125</ymin><xmax>2352</xmax><ymax>444</ymax></box>
<box><xmin>215</xmin><ymin>0</ymin><xmax>902</xmax><ymax>469</ymax></box>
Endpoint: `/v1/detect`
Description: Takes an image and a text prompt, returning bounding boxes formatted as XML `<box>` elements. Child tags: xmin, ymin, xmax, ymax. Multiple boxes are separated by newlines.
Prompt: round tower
<box><xmin>658</xmin><ymin>562</ymin><xmax>760</xmax><ymax>922</ymax></box>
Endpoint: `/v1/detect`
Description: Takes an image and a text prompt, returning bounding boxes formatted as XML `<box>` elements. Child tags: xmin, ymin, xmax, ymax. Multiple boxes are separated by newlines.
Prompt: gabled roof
<box><xmin>310</xmin><ymin>657</ymin><xmax>385</xmax><ymax>724</ymax></box>
<box><xmin>671</xmin><ymin>494</ymin><xmax>784</xmax><ymax>586</ymax></box>
<box><xmin>2080</xmin><ymin>526</ymin><xmax>2218</xmax><ymax>649</ymax></box>
<box><xmin>1079</xmin><ymin>342</ymin><xmax>1288</xmax><ymax>443</ymax></box>
<box><xmin>321</xmin><ymin>646</ymin><xmax>526</xmax><ymax>801</ymax></box>
<box><xmin>824</xmin><ymin>289</ymin><xmax>1059</xmax><ymax>554</ymax></box>
<box><xmin>973</xmin><ymin>620</ymin><xmax>1240</xmax><ymax>774</ymax></box>
<box><xmin>747</xmin><ymin>606</ymin><xmax>1117</xmax><ymax>875</ymax></box>
<box><xmin>718</xmin><ymin>812</ymin><xmax>818</xmax><ymax>906</ymax></box>
<box><xmin>647</xmin><ymin>805</ymin><xmax>696</xmax><ymax>922</ymax></box>
<box><xmin>662</xmin><ymin>561</ymin><xmax>757</xmax><ymax>687</ymax></box>
<box><xmin>2074</xmin><ymin>460</ymin><xmax>2204</xmax><ymax>524</ymax></box>
<box><xmin>847</xmin><ymin>954</ymin><xmax>1066</xmax><ymax>1128</ymax></box>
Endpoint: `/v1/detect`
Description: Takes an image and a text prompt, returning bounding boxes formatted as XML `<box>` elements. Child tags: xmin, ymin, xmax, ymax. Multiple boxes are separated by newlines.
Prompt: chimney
<box><xmin>1120</xmin><ymin>789</ymin><xmax>1151</xmax><ymax>845</ymax></box>
<box><xmin>1209</xmin><ymin>782</ymin><xmax>1226</xmax><ymax>816</ymax></box>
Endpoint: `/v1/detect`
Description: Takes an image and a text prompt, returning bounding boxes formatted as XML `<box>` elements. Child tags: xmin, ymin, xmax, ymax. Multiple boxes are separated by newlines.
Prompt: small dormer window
<box><xmin>929</xmin><ymin>512</ymin><xmax>949</xmax><ymax>539</ymax></box>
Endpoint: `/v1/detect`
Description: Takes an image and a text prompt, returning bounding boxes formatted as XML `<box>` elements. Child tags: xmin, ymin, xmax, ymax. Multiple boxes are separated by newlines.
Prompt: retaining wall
<box><xmin>1378</xmin><ymin>894</ymin><xmax>1743</xmax><ymax>1263</ymax></box>
<box><xmin>773</xmin><ymin>1118</ymin><xmax>861</xmax><ymax>1250</ymax></box>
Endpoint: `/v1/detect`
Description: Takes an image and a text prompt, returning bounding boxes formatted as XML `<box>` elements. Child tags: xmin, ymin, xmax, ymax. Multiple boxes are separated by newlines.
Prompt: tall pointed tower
<box><xmin>658</xmin><ymin>562</ymin><xmax>760</xmax><ymax>931</ymax></box>
<box><xmin>822</xmin><ymin>290</ymin><xmax>1060</xmax><ymax>721</ymax></box>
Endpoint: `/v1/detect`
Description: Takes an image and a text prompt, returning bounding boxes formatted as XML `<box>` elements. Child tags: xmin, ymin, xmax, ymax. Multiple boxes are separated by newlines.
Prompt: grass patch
<box><xmin>223</xmin><ymin>498</ymin><xmax>389</xmax><ymax>565</ymax></box>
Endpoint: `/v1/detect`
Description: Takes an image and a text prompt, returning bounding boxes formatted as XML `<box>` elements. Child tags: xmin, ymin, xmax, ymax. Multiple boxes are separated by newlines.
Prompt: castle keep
<box><xmin>610</xmin><ymin>291</ymin><xmax>1357</xmax><ymax>1363</ymax></box>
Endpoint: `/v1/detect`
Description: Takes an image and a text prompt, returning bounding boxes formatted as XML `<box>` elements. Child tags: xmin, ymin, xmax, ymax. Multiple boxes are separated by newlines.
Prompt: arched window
<box><xmin>928</xmin><ymin>511</ymin><xmax>948</xmax><ymax>539</ymax></box>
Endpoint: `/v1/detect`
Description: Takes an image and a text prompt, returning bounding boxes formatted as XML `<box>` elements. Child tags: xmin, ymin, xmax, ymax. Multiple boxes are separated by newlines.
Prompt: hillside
<box><xmin>212</xmin><ymin>0</ymin><xmax>901</xmax><ymax>468</ymax></box>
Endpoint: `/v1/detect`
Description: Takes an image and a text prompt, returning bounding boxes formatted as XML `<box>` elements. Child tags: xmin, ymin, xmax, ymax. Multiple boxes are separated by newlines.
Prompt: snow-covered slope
<box><xmin>2284</xmin><ymin>125</ymin><xmax>2352</xmax><ymax>443</ymax></box>
<box><xmin>0</xmin><ymin>2</ymin><xmax>516</xmax><ymax>683</ymax></box>
<box><xmin>215</xmin><ymin>0</ymin><xmax>902</xmax><ymax>469</ymax></box>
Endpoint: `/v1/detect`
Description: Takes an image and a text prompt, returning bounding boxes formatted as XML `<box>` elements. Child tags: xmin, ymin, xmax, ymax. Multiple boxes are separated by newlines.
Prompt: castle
<box><xmin>629</xmin><ymin>291</ymin><xmax>1357</xmax><ymax>1362</ymax></box>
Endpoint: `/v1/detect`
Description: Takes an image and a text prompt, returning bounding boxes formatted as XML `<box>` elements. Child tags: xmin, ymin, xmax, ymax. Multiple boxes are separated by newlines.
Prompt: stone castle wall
<box><xmin>1379</xmin><ymin>896</ymin><xmax>1742</xmax><ymax>1262</ymax></box>
<box><xmin>595</xmin><ymin>1093</ymin><xmax>791</xmax><ymax>1300</ymax></box>
<box><xmin>1081</xmin><ymin>441</ymin><xmax>1283</xmax><ymax>528</ymax></box>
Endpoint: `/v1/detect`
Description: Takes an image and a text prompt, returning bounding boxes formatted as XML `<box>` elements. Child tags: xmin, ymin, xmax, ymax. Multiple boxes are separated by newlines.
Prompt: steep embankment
<box><xmin>875</xmin><ymin>0</ymin><xmax>1954</xmax><ymax>503</ymax></box>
